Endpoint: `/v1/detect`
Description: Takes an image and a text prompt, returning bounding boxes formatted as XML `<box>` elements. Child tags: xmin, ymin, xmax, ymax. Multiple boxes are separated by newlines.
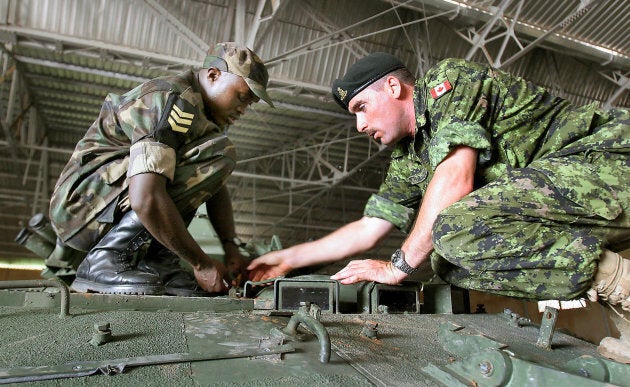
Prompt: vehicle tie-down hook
<box><xmin>0</xmin><ymin>279</ymin><xmax>70</xmax><ymax>318</ymax></box>
<box><xmin>271</xmin><ymin>302</ymin><xmax>331</xmax><ymax>363</ymax></box>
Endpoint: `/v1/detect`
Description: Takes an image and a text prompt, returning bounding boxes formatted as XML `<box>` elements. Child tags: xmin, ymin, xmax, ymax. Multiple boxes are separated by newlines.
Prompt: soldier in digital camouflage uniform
<box><xmin>50</xmin><ymin>42</ymin><xmax>273</xmax><ymax>296</ymax></box>
<box><xmin>248</xmin><ymin>53</ymin><xmax>630</xmax><ymax>363</ymax></box>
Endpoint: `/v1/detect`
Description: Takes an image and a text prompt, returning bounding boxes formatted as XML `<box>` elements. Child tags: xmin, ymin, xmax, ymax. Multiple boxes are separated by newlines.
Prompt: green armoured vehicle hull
<box><xmin>0</xmin><ymin>277</ymin><xmax>628</xmax><ymax>386</ymax></box>
<box><xmin>5</xmin><ymin>213</ymin><xmax>629</xmax><ymax>386</ymax></box>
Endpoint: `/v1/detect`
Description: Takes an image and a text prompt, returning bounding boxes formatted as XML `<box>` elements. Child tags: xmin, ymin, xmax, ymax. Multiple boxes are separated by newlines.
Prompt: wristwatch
<box><xmin>221</xmin><ymin>236</ymin><xmax>245</xmax><ymax>248</ymax></box>
<box><xmin>390</xmin><ymin>249</ymin><xmax>417</xmax><ymax>274</ymax></box>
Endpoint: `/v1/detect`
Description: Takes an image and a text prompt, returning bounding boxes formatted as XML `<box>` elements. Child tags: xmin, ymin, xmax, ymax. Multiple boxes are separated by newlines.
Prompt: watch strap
<box><xmin>391</xmin><ymin>249</ymin><xmax>417</xmax><ymax>274</ymax></box>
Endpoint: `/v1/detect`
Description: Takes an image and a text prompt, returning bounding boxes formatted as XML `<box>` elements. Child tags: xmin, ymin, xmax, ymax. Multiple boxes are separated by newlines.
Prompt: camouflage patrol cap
<box><xmin>332</xmin><ymin>52</ymin><xmax>406</xmax><ymax>110</ymax></box>
<box><xmin>203</xmin><ymin>42</ymin><xmax>274</xmax><ymax>107</ymax></box>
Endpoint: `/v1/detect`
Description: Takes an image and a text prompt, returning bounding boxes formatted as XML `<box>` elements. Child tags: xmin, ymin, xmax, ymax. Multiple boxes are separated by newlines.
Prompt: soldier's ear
<box><xmin>205</xmin><ymin>67</ymin><xmax>222</xmax><ymax>82</ymax></box>
<box><xmin>385</xmin><ymin>76</ymin><xmax>402</xmax><ymax>99</ymax></box>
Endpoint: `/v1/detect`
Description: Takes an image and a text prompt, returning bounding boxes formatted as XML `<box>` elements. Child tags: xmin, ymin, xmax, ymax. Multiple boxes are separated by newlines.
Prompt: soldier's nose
<box><xmin>356</xmin><ymin>119</ymin><xmax>367</xmax><ymax>133</ymax></box>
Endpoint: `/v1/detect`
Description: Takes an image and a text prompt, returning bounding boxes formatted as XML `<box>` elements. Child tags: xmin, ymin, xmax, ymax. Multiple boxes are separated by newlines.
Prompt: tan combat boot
<box><xmin>587</xmin><ymin>249</ymin><xmax>630</xmax><ymax>364</ymax></box>
<box><xmin>598</xmin><ymin>312</ymin><xmax>630</xmax><ymax>364</ymax></box>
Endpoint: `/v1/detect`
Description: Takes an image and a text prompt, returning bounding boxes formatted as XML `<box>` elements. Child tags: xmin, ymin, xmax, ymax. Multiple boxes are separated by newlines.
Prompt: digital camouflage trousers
<box><xmin>431</xmin><ymin>150</ymin><xmax>630</xmax><ymax>300</ymax></box>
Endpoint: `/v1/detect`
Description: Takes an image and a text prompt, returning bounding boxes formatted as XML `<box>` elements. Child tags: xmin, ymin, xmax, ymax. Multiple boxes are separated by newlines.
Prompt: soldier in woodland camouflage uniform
<box><xmin>50</xmin><ymin>42</ymin><xmax>273</xmax><ymax>296</ymax></box>
<box><xmin>248</xmin><ymin>53</ymin><xmax>630</xmax><ymax>363</ymax></box>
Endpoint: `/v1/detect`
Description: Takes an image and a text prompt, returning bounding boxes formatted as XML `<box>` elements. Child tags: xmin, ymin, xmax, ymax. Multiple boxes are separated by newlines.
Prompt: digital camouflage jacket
<box><xmin>365</xmin><ymin>58</ymin><xmax>630</xmax><ymax>234</ymax></box>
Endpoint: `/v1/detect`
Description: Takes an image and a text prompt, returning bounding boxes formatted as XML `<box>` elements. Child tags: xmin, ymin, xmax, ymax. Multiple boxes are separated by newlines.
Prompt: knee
<box><xmin>431</xmin><ymin>210</ymin><xmax>470</xmax><ymax>260</ymax></box>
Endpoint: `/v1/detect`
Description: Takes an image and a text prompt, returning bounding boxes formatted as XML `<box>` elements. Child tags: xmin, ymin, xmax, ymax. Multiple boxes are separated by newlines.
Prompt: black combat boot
<box><xmin>72</xmin><ymin>210</ymin><xmax>164</xmax><ymax>295</ymax></box>
<box><xmin>137</xmin><ymin>241</ymin><xmax>210</xmax><ymax>297</ymax></box>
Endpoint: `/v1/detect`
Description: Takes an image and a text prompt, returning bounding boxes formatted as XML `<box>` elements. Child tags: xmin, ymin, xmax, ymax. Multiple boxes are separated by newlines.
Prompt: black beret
<box><xmin>332</xmin><ymin>52</ymin><xmax>406</xmax><ymax>110</ymax></box>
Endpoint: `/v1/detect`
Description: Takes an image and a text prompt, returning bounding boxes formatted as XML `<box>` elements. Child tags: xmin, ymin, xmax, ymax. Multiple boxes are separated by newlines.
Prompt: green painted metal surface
<box><xmin>0</xmin><ymin>279</ymin><xmax>628</xmax><ymax>386</ymax></box>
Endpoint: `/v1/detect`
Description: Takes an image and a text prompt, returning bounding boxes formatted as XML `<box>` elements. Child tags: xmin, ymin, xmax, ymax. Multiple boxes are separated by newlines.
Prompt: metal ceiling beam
<box><xmin>456</xmin><ymin>0</ymin><xmax>603</xmax><ymax>68</ymax></box>
<box><xmin>266</xmin><ymin>0</ymin><xmax>419</xmax><ymax>66</ymax></box>
<box><xmin>265</xmin><ymin>100</ymin><xmax>350</xmax><ymax>119</ymax></box>
<box><xmin>0</xmin><ymin>26</ymin><xmax>201</xmax><ymax>67</ymax></box>
<box><xmin>299</xmin><ymin>1</ymin><xmax>369</xmax><ymax>60</ymax></box>
<box><xmin>247</xmin><ymin>0</ymin><xmax>286</xmax><ymax>49</ymax></box>
<box><xmin>269</xmin><ymin>76</ymin><xmax>330</xmax><ymax>94</ymax></box>
<box><xmin>246</xmin><ymin>0</ymin><xmax>265</xmax><ymax>47</ymax></box>
<box><xmin>0</xmin><ymin>26</ymin><xmax>338</xmax><ymax>97</ymax></box>
<box><xmin>233</xmin><ymin>121</ymin><xmax>388</xmax><ymax>234</ymax></box>
<box><xmin>238</xmin><ymin>123</ymin><xmax>386</xmax><ymax>181</ymax></box>
<box><xmin>234</xmin><ymin>0</ymin><xmax>247</xmax><ymax>46</ymax></box>
<box><xmin>500</xmin><ymin>0</ymin><xmax>601</xmax><ymax>68</ymax></box>
<box><xmin>0</xmin><ymin>55</ymin><xmax>47</xmax><ymax>186</ymax></box>
<box><xmin>14</xmin><ymin>55</ymin><xmax>150</xmax><ymax>83</ymax></box>
<box><xmin>0</xmin><ymin>140</ymin><xmax>72</xmax><ymax>155</ymax></box>
<box><xmin>463</xmin><ymin>0</ymin><xmax>514</xmax><ymax>63</ymax></box>
<box><xmin>0</xmin><ymin>62</ymin><xmax>18</xmax><ymax>164</ymax></box>
<box><xmin>24</xmin><ymin>72</ymin><xmax>122</xmax><ymax>95</ymax></box>
<box><xmin>141</xmin><ymin>0</ymin><xmax>209</xmax><ymax>56</ymax></box>
<box><xmin>223</xmin><ymin>112</ymin><xmax>388</xmax><ymax>239</ymax></box>
<box><xmin>266</xmin><ymin>1</ymin><xmax>451</xmax><ymax>67</ymax></box>
<box><xmin>230</xmin><ymin>170</ymin><xmax>378</xmax><ymax>192</ymax></box>
<box><xmin>391</xmin><ymin>0</ymin><xmax>630</xmax><ymax>70</ymax></box>
<box><xmin>600</xmin><ymin>71</ymin><xmax>630</xmax><ymax>108</ymax></box>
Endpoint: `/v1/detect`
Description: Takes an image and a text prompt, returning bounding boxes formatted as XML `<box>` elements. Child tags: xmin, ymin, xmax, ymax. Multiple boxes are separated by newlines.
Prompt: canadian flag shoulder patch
<box><xmin>430</xmin><ymin>80</ymin><xmax>452</xmax><ymax>100</ymax></box>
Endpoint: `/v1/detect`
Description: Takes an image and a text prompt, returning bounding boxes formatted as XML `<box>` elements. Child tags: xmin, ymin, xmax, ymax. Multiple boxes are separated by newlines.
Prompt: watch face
<box><xmin>391</xmin><ymin>249</ymin><xmax>403</xmax><ymax>264</ymax></box>
<box><xmin>391</xmin><ymin>249</ymin><xmax>415</xmax><ymax>274</ymax></box>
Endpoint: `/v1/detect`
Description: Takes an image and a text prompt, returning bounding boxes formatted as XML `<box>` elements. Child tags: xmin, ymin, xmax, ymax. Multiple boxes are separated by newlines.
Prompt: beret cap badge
<box><xmin>337</xmin><ymin>87</ymin><xmax>347</xmax><ymax>101</ymax></box>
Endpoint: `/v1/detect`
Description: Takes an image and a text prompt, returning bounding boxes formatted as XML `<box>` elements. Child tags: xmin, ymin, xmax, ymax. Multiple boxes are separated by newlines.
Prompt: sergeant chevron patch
<box><xmin>168</xmin><ymin>104</ymin><xmax>194</xmax><ymax>133</ymax></box>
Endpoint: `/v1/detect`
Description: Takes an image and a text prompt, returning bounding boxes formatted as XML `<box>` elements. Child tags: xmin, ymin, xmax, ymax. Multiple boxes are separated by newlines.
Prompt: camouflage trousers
<box><xmin>431</xmin><ymin>150</ymin><xmax>630</xmax><ymax>300</ymax></box>
<box><xmin>66</xmin><ymin>136</ymin><xmax>235</xmax><ymax>252</ymax></box>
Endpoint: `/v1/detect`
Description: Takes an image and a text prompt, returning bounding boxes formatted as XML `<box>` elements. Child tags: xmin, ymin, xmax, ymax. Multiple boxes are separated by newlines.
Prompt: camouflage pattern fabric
<box><xmin>203</xmin><ymin>42</ymin><xmax>273</xmax><ymax>107</ymax></box>
<box><xmin>50</xmin><ymin>71</ymin><xmax>236</xmax><ymax>251</ymax></box>
<box><xmin>364</xmin><ymin>58</ymin><xmax>630</xmax><ymax>300</ymax></box>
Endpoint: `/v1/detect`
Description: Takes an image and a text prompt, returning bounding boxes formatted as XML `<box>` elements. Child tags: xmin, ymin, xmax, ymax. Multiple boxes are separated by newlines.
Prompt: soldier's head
<box><xmin>198</xmin><ymin>42</ymin><xmax>273</xmax><ymax>127</ymax></box>
<box><xmin>332</xmin><ymin>53</ymin><xmax>416</xmax><ymax>145</ymax></box>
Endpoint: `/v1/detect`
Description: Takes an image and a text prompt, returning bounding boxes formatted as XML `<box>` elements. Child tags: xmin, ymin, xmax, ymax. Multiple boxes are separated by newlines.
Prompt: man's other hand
<box><xmin>193</xmin><ymin>259</ymin><xmax>229</xmax><ymax>293</ymax></box>
<box><xmin>247</xmin><ymin>250</ymin><xmax>293</xmax><ymax>282</ymax></box>
<box><xmin>330</xmin><ymin>259</ymin><xmax>406</xmax><ymax>285</ymax></box>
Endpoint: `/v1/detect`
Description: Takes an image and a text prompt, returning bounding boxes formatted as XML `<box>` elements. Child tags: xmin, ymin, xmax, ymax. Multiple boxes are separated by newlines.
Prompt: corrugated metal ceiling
<box><xmin>0</xmin><ymin>0</ymin><xmax>628</xmax><ymax>261</ymax></box>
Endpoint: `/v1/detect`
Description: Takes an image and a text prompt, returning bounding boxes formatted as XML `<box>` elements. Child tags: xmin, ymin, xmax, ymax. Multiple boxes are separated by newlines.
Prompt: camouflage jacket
<box><xmin>50</xmin><ymin>71</ymin><xmax>235</xmax><ymax>242</ymax></box>
<box><xmin>364</xmin><ymin>58</ymin><xmax>630</xmax><ymax>233</ymax></box>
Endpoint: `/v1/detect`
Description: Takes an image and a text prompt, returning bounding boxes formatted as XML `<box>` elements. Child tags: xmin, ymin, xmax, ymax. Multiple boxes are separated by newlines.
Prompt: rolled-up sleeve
<box><xmin>362</xmin><ymin>141</ymin><xmax>430</xmax><ymax>233</ymax></box>
<box><xmin>128</xmin><ymin>141</ymin><xmax>176</xmax><ymax>180</ymax></box>
<box><xmin>363</xmin><ymin>194</ymin><xmax>416</xmax><ymax>233</ymax></box>
<box><xmin>118</xmin><ymin>90</ymin><xmax>185</xmax><ymax>181</ymax></box>
<box><xmin>429</xmin><ymin>118</ymin><xmax>492</xmax><ymax>169</ymax></box>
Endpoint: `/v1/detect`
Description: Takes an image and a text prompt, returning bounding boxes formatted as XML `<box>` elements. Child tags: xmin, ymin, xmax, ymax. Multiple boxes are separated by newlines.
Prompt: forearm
<box><xmin>129</xmin><ymin>174</ymin><xmax>212</xmax><ymax>270</ymax></box>
<box><xmin>282</xmin><ymin>216</ymin><xmax>393</xmax><ymax>269</ymax></box>
<box><xmin>206</xmin><ymin>186</ymin><xmax>238</xmax><ymax>241</ymax></box>
<box><xmin>401</xmin><ymin>179</ymin><xmax>464</xmax><ymax>267</ymax></box>
<box><xmin>329</xmin><ymin>147</ymin><xmax>477</xmax><ymax>286</ymax></box>
<box><xmin>402</xmin><ymin>146</ymin><xmax>477</xmax><ymax>269</ymax></box>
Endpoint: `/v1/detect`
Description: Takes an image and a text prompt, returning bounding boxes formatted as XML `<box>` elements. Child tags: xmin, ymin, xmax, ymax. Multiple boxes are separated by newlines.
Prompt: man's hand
<box><xmin>247</xmin><ymin>251</ymin><xmax>293</xmax><ymax>282</ymax></box>
<box><xmin>193</xmin><ymin>259</ymin><xmax>229</xmax><ymax>293</ymax></box>
<box><xmin>223</xmin><ymin>245</ymin><xmax>248</xmax><ymax>286</ymax></box>
<box><xmin>330</xmin><ymin>259</ymin><xmax>407</xmax><ymax>285</ymax></box>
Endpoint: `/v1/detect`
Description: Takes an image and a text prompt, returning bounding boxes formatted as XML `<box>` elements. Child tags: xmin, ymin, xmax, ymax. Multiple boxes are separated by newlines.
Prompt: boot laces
<box><xmin>588</xmin><ymin>252</ymin><xmax>628</xmax><ymax>306</ymax></box>
<box><xmin>606</xmin><ymin>302</ymin><xmax>630</xmax><ymax>324</ymax></box>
